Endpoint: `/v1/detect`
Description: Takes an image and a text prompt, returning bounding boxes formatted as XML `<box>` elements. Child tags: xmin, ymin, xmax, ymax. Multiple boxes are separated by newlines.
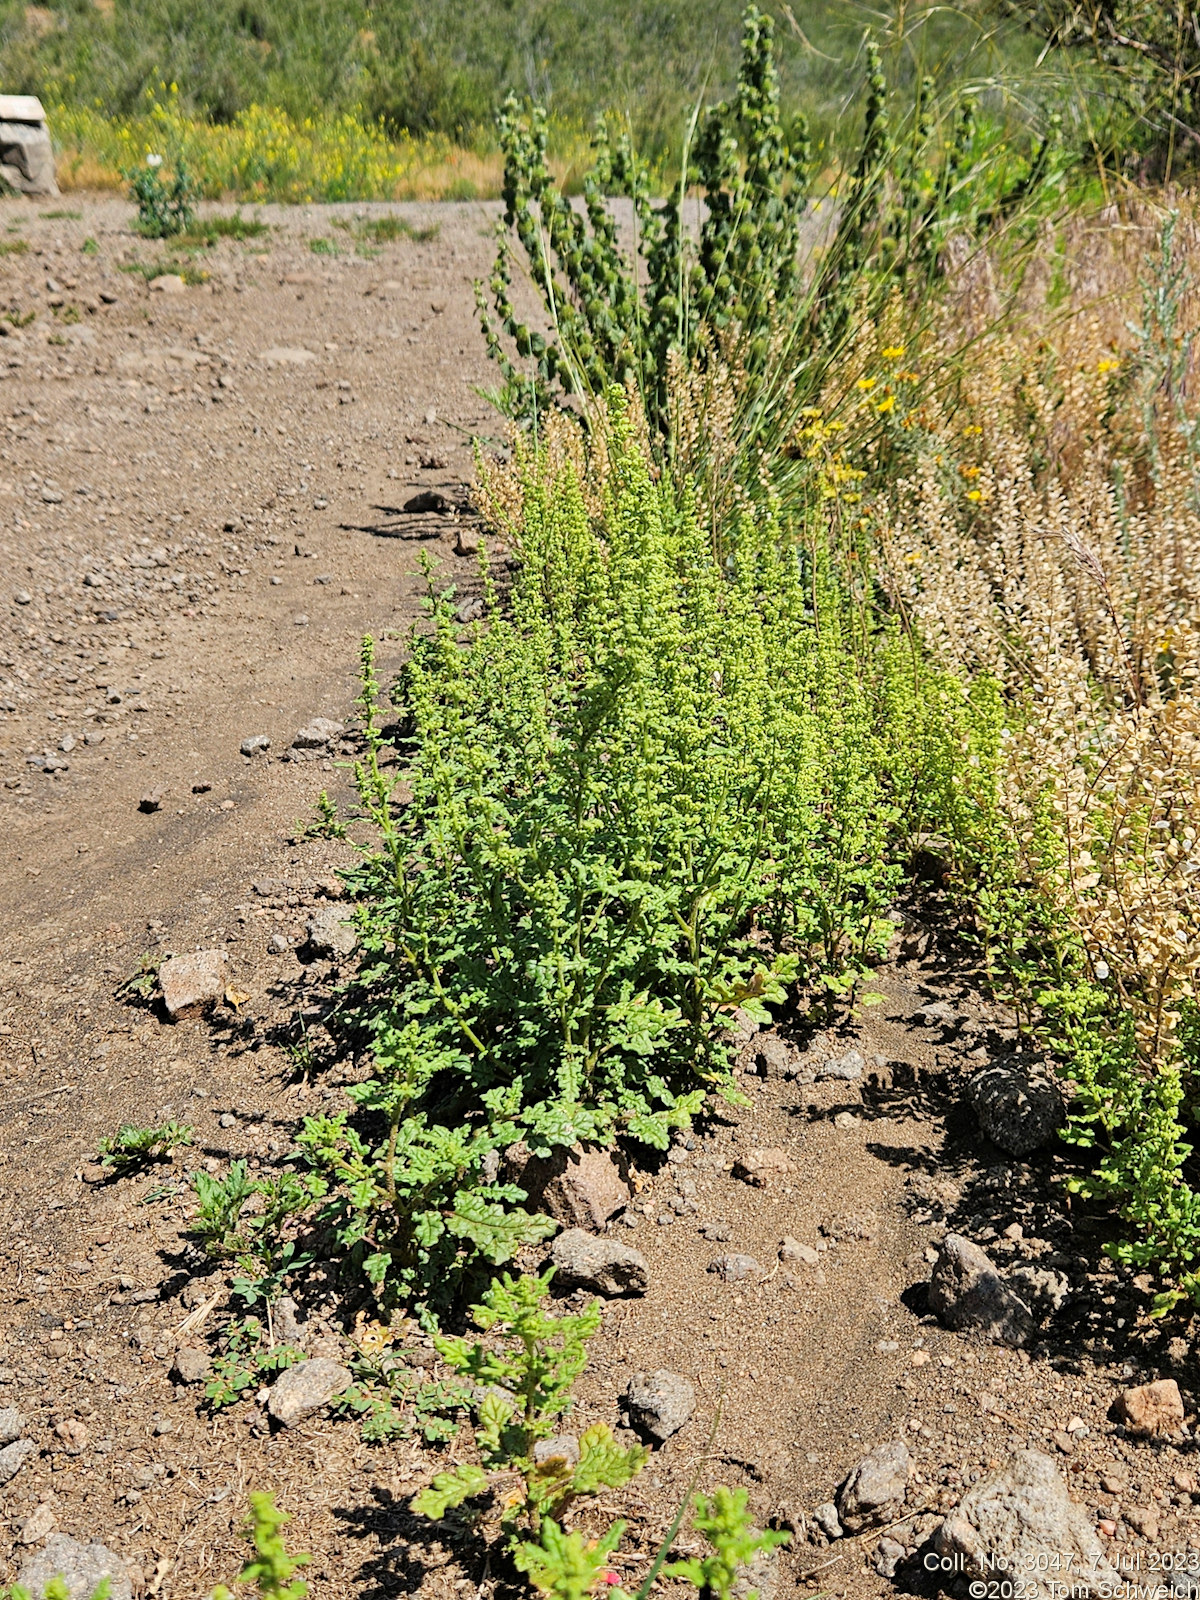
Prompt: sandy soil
<box><xmin>0</xmin><ymin>194</ymin><xmax>1195</xmax><ymax>1600</ymax></box>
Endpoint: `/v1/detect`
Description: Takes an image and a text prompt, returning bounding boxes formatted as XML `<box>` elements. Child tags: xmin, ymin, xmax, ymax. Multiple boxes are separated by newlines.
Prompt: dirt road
<box><xmin>0</xmin><ymin>196</ymin><xmax>1182</xmax><ymax>1600</ymax></box>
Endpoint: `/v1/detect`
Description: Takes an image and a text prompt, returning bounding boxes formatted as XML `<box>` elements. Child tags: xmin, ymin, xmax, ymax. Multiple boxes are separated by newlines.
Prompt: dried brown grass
<box><xmin>874</xmin><ymin>192</ymin><xmax>1200</xmax><ymax>1068</ymax></box>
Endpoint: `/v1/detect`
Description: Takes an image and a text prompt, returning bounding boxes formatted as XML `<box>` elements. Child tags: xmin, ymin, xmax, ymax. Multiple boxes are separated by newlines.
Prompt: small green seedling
<box><xmin>214</xmin><ymin>1491</ymin><xmax>309</xmax><ymax>1600</ymax></box>
<box><xmin>99</xmin><ymin>1120</ymin><xmax>193</xmax><ymax>1174</ymax></box>
<box><xmin>412</xmin><ymin>1271</ymin><xmax>647</xmax><ymax>1538</ymax></box>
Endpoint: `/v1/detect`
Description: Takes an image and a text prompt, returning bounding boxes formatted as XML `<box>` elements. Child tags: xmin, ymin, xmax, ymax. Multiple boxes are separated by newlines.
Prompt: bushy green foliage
<box><xmin>999</xmin><ymin>0</ymin><xmax>1200</xmax><ymax>171</ymax></box>
<box><xmin>665</xmin><ymin>1487</ymin><xmax>790</xmax><ymax>1600</ymax></box>
<box><xmin>190</xmin><ymin>1159</ymin><xmax>324</xmax><ymax>1304</ymax></box>
<box><xmin>127</xmin><ymin>152</ymin><xmax>197</xmax><ymax>237</ymax></box>
<box><xmin>99</xmin><ymin>1119</ymin><xmax>192</xmax><ymax>1173</ymax></box>
<box><xmin>0</xmin><ymin>0</ymin><xmax>1037</xmax><ymax>154</ymax></box>
<box><xmin>204</xmin><ymin>1316</ymin><xmax>306</xmax><ymax>1409</ymax></box>
<box><xmin>412</xmin><ymin>1271</ymin><xmax>647</xmax><ymax>1536</ymax></box>
<box><xmin>481</xmin><ymin>7</ymin><xmax>1062</xmax><ymax>443</ymax></box>
<box><xmin>214</xmin><ymin>1492</ymin><xmax>309</xmax><ymax>1600</ymax></box>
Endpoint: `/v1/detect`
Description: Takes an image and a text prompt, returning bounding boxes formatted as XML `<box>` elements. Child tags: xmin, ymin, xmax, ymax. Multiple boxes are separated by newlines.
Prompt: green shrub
<box><xmin>480</xmin><ymin>5</ymin><xmax>1062</xmax><ymax>450</ymax></box>
<box><xmin>127</xmin><ymin>153</ymin><xmax>198</xmax><ymax>237</ymax></box>
<box><xmin>412</xmin><ymin>1271</ymin><xmax>646</xmax><ymax>1536</ymax></box>
<box><xmin>99</xmin><ymin>1119</ymin><xmax>193</xmax><ymax>1174</ymax></box>
<box><xmin>284</xmin><ymin>396</ymin><xmax>986</xmax><ymax>1316</ymax></box>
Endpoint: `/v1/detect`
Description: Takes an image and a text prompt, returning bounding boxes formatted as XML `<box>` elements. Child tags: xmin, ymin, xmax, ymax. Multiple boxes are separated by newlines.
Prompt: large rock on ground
<box><xmin>507</xmin><ymin>1142</ymin><xmax>631</xmax><ymax>1230</ymax></box>
<box><xmin>928</xmin><ymin>1234</ymin><xmax>1033</xmax><ymax>1346</ymax></box>
<box><xmin>17</xmin><ymin>1534</ymin><xmax>132</xmax><ymax>1600</ymax></box>
<box><xmin>968</xmin><ymin>1059</ymin><xmax>1064</xmax><ymax>1156</ymax></box>
<box><xmin>266</xmin><ymin>1358</ymin><xmax>352</xmax><ymax>1426</ymax></box>
<box><xmin>1115</xmin><ymin>1378</ymin><xmax>1185</xmax><ymax>1438</ymax></box>
<box><xmin>836</xmin><ymin>1438</ymin><xmax>914</xmax><ymax>1531</ymax></box>
<box><xmin>304</xmin><ymin>905</ymin><xmax>358</xmax><ymax>959</ymax></box>
<box><xmin>158</xmin><ymin>949</ymin><xmax>226</xmax><ymax>1019</ymax></box>
<box><xmin>934</xmin><ymin>1450</ymin><xmax>1118</xmax><ymax>1600</ymax></box>
<box><xmin>0</xmin><ymin>1438</ymin><xmax>35</xmax><ymax>1484</ymax></box>
<box><xmin>0</xmin><ymin>98</ymin><xmax>58</xmax><ymax>197</ymax></box>
<box><xmin>549</xmin><ymin>1228</ymin><xmax>648</xmax><ymax>1297</ymax></box>
<box><xmin>622</xmin><ymin>1370</ymin><xmax>695</xmax><ymax>1443</ymax></box>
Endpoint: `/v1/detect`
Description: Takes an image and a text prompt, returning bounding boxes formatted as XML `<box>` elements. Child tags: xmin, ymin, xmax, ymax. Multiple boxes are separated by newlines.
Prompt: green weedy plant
<box><xmin>663</xmin><ymin>1487</ymin><xmax>789</xmax><ymax>1600</ymax></box>
<box><xmin>412</xmin><ymin>1274</ymin><xmax>787</xmax><ymax>1599</ymax></box>
<box><xmin>213</xmin><ymin>1491</ymin><xmax>309</xmax><ymax>1600</ymax></box>
<box><xmin>479</xmin><ymin>3</ymin><xmax>1063</xmax><ymax>459</ymax></box>
<box><xmin>204</xmin><ymin>1316</ymin><xmax>306</xmax><ymax>1409</ymax></box>
<box><xmin>1</xmin><ymin>1581</ymin><xmax>110</xmax><ymax>1600</ymax></box>
<box><xmin>99</xmin><ymin>1120</ymin><xmax>193</xmax><ymax>1174</ymax></box>
<box><xmin>127</xmin><ymin>152</ymin><xmax>197</xmax><ymax>238</ymax></box>
<box><xmin>296</xmin><ymin>1019</ymin><xmax>557</xmax><ymax>1313</ymax></box>
<box><xmin>190</xmin><ymin>1159</ymin><xmax>325</xmax><ymax>1304</ymax></box>
<box><xmin>412</xmin><ymin>1271</ymin><xmax>647</xmax><ymax>1538</ymax></box>
<box><xmin>304</xmin><ymin>394</ymin><xmax>981</xmax><ymax>1313</ymax></box>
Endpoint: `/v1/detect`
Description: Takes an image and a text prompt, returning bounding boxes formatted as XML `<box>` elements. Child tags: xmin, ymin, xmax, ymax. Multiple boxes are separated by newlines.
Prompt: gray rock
<box><xmin>934</xmin><ymin>1450</ymin><xmax>1118</xmax><ymax>1600</ymax></box>
<box><xmin>16</xmin><ymin>1535</ymin><xmax>131</xmax><ymax>1600</ymax></box>
<box><xmin>928</xmin><ymin>1234</ymin><xmax>1034</xmax><ymax>1346</ymax></box>
<box><xmin>172</xmin><ymin>1346</ymin><xmax>210</xmax><ymax>1385</ymax></box>
<box><xmin>239</xmin><ymin>734</ymin><xmax>270</xmax><ymax>756</ymax></box>
<box><xmin>700</xmin><ymin>1221</ymin><xmax>733</xmax><ymax>1242</ymax></box>
<box><xmin>0</xmin><ymin>1406</ymin><xmax>24</xmax><ymax>1443</ymax></box>
<box><xmin>0</xmin><ymin>101</ymin><xmax>57</xmax><ymax>198</ymax></box>
<box><xmin>733</xmin><ymin>1547</ymin><xmax>780</xmax><ymax>1600</ymax></box>
<box><xmin>816</xmin><ymin>1048</ymin><xmax>865</xmax><ymax>1082</ymax></box>
<box><xmin>158</xmin><ymin>949</ymin><xmax>226</xmax><ymax>1020</ymax></box>
<box><xmin>0</xmin><ymin>1437</ymin><xmax>34</xmax><ymax>1483</ymax></box>
<box><xmin>707</xmin><ymin>1253</ymin><xmax>765</xmax><ymax>1283</ymax></box>
<box><xmin>293</xmin><ymin>717</ymin><xmax>343</xmax><ymax>750</ymax></box>
<box><xmin>622</xmin><ymin>1369</ymin><xmax>695</xmax><ymax>1443</ymax></box>
<box><xmin>779</xmin><ymin>1237</ymin><xmax>821</xmax><ymax>1267</ymax></box>
<box><xmin>266</xmin><ymin>1357</ymin><xmax>352</xmax><ymax>1426</ymax></box>
<box><xmin>1007</xmin><ymin>1264</ymin><xmax>1070</xmax><ymax>1317</ymax></box>
<box><xmin>549</xmin><ymin>1228</ymin><xmax>649</xmax><ymax>1297</ymax></box>
<box><xmin>873</xmin><ymin>1536</ymin><xmax>907</xmax><ymax>1578</ymax></box>
<box><xmin>968</xmin><ymin>1059</ymin><xmax>1064</xmax><ymax>1156</ymax></box>
<box><xmin>836</xmin><ymin>1438</ymin><xmax>913</xmax><ymax>1531</ymax></box>
<box><xmin>304</xmin><ymin>905</ymin><xmax>357</xmax><ymax>959</ymax></box>
<box><xmin>813</xmin><ymin>1501</ymin><xmax>843</xmax><ymax>1539</ymax></box>
<box><xmin>532</xmin><ymin>1434</ymin><xmax>580</xmax><ymax>1467</ymax></box>
<box><xmin>753</xmin><ymin>1035</ymin><xmax>796</xmax><ymax>1078</ymax></box>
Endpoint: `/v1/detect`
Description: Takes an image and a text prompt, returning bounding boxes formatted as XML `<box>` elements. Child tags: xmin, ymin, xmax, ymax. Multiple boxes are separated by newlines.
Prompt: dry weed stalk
<box><xmin>876</xmin><ymin>208</ymin><xmax>1200</xmax><ymax>1075</ymax></box>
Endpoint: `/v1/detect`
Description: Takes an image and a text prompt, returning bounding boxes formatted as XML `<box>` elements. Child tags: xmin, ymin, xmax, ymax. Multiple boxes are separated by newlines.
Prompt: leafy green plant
<box><xmin>480</xmin><ymin>4</ymin><xmax>1062</xmax><ymax>454</ymax></box>
<box><xmin>181</xmin><ymin>211</ymin><xmax>270</xmax><ymax>246</ymax></box>
<box><xmin>296</xmin><ymin>1021</ymin><xmax>556</xmax><ymax>1312</ymax></box>
<box><xmin>412</xmin><ymin>1271</ymin><xmax>647</xmax><ymax>1537</ymax></box>
<box><xmin>205</xmin><ymin>1316</ymin><xmax>306</xmax><ymax>1408</ymax></box>
<box><xmin>333</xmin><ymin>1319</ymin><xmax>467</xmax><ymax>1441</ymax></box>
<box><xmin>2</xmin><ymin>1580</ymin><xmax>110</xmax><ymax>1600</ymax></box>
<box><xmin>309</xmin><ymin>236</ymin><xmax>339</xmax><ymax>256</ymax></box>
<box><xmin>99</xmin><ymin>1120</ymin><xmax>193</xmax><ymax>1173</ymax></box>
<box><xmin>127</xmin><ymin>152</ymin><xmax>197</xmax><ymax>237</ymax></box>
<box><xmin>303</xmin><ymin>789</ymin><xmax>348</xmax><ymax>840</ymax></box>
<box><xmin>214</xmin><ymin>1491</ymin><xmax>309</xmax><ymax>1600</ymax></box>
<box><xmin>81</xmin><ymin>236</ymin><xmax>99</xmax><ymax>254</ymax></box>
<box><xmin>664</xmin><ymin>1488</ymin><xmax>789</xmax><ymax>1600</ymax></box>
<box><xmin>190</xmin><ymin>1159</ymin><xmax>325</xmax><ymax>1304</ymax></box>
<box><xmin>114</xmin><ymin>951</ymin><xmax>158</xmax><ymax>1003</ymax></box>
